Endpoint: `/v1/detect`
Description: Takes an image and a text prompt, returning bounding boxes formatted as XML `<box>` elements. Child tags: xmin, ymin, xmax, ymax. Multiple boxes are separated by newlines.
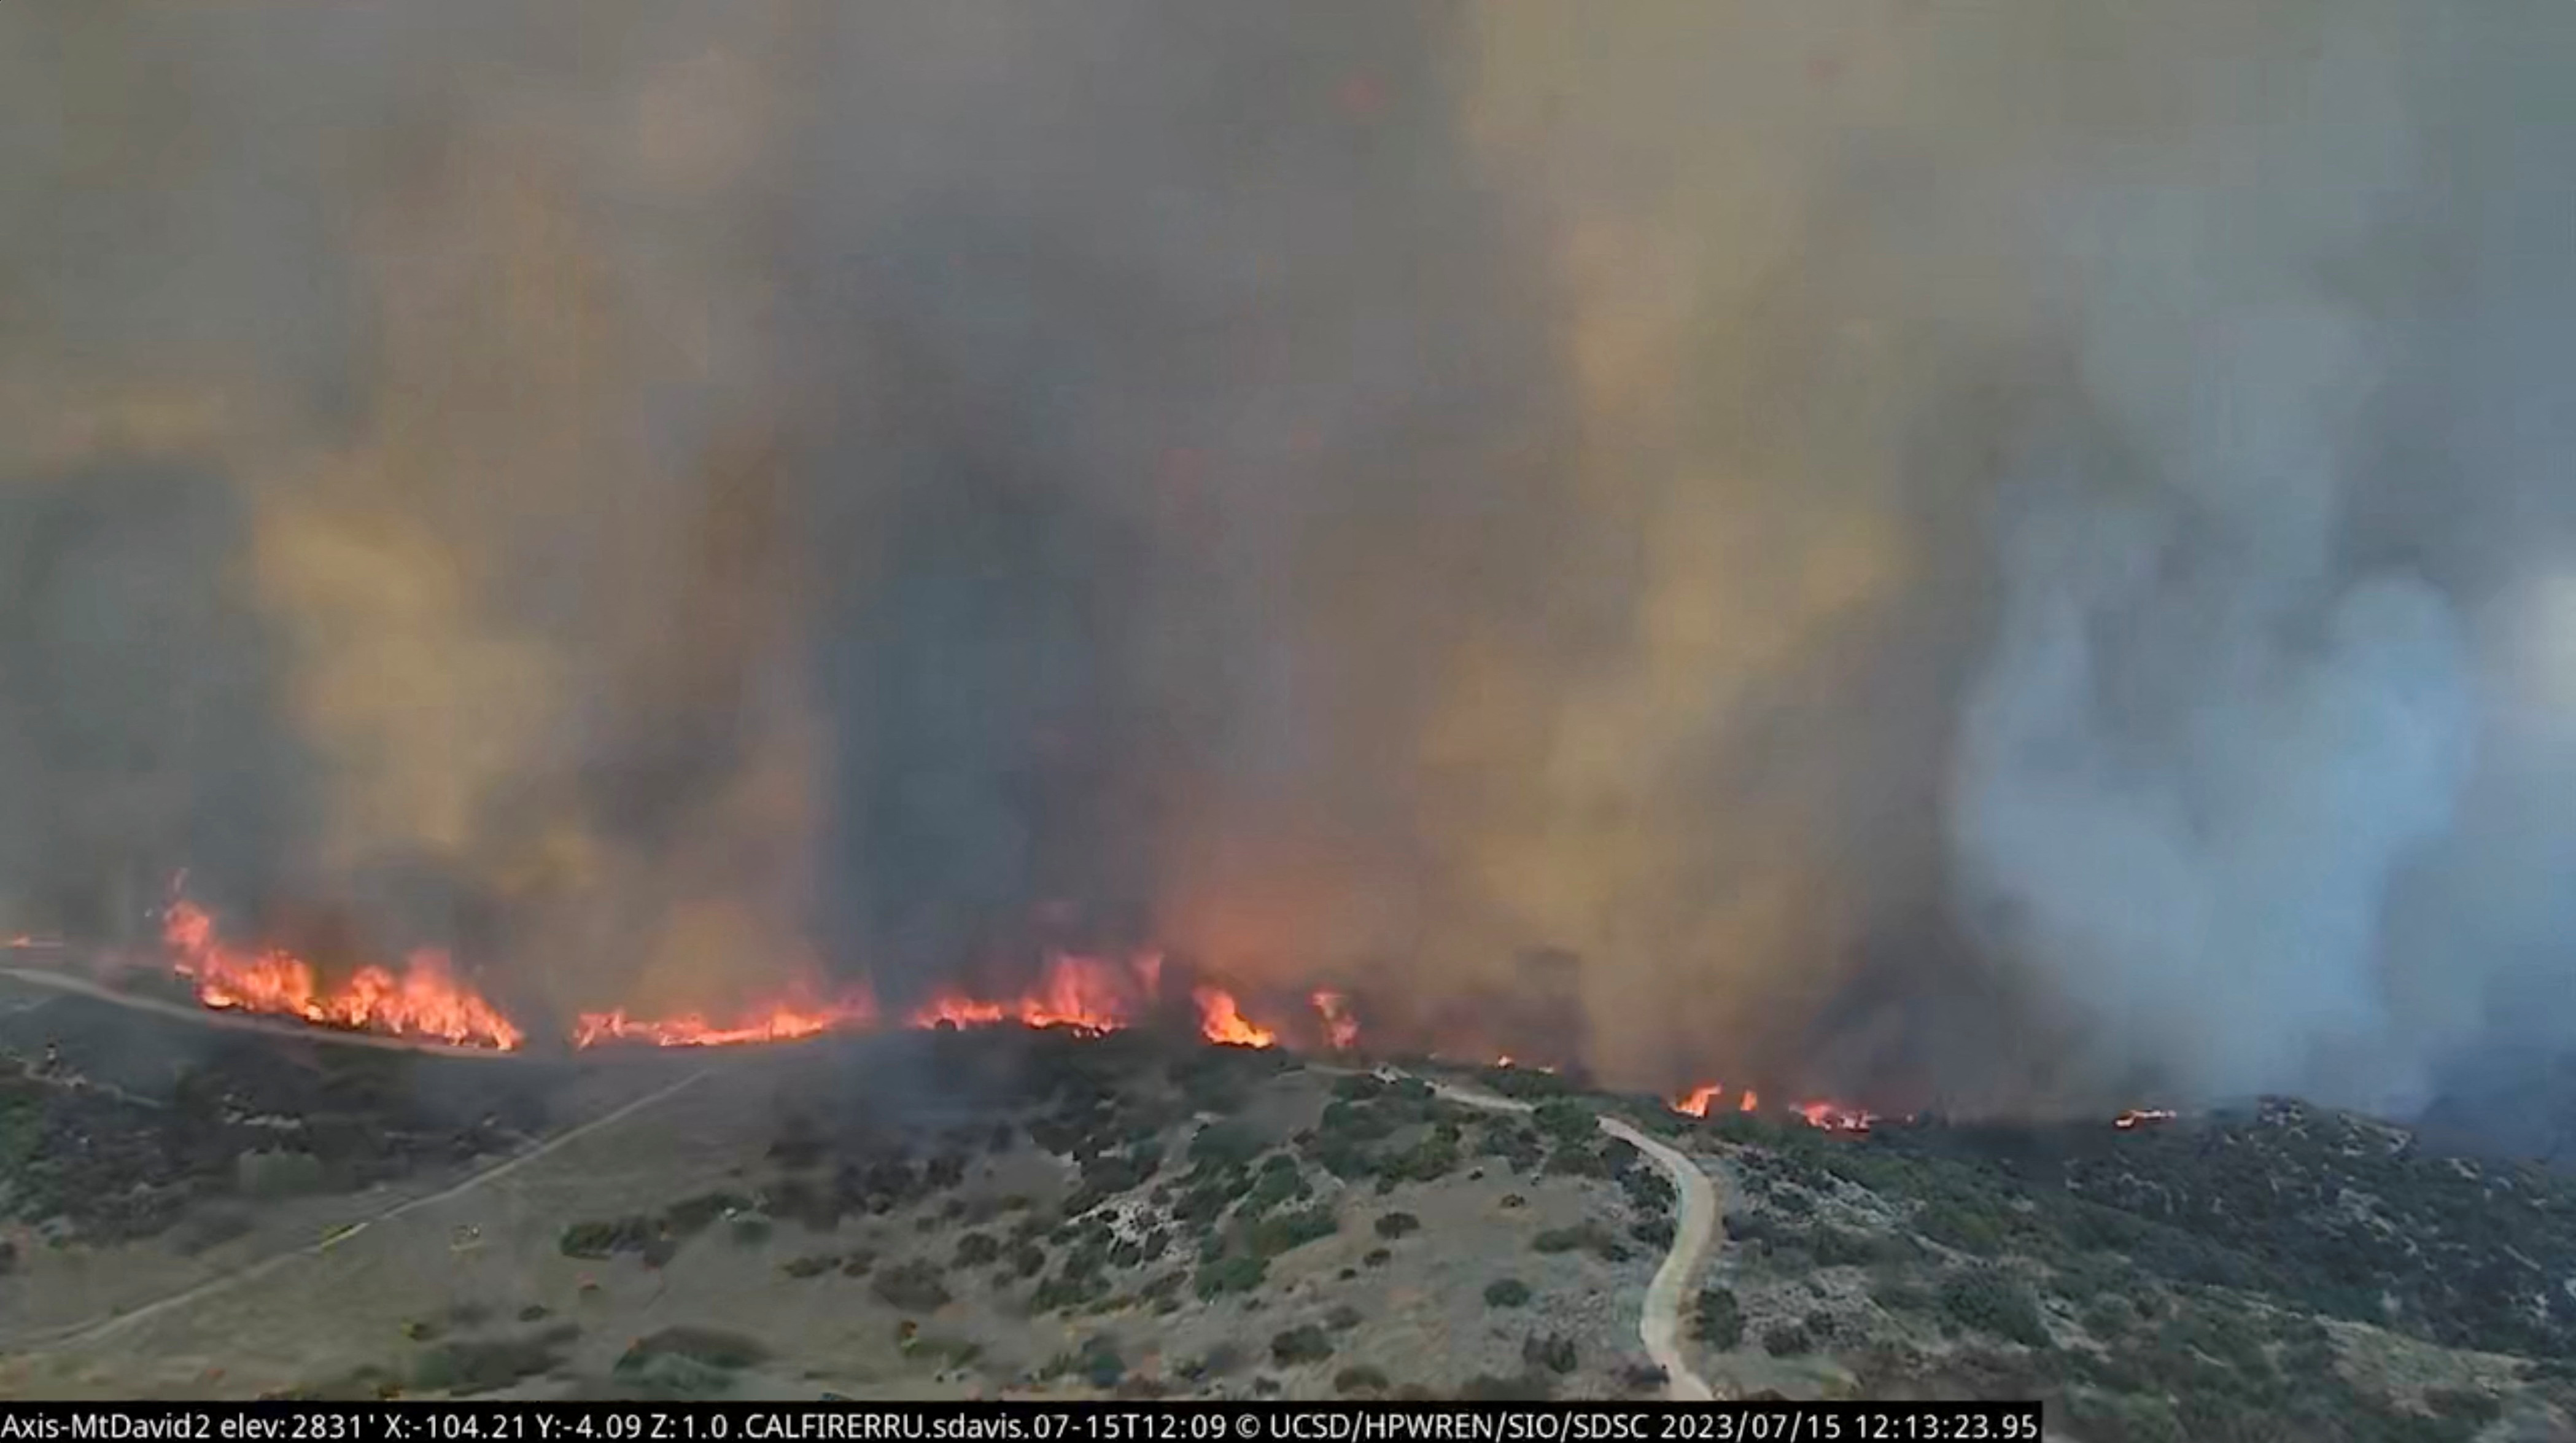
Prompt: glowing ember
<box><xmin>1194</xmin><ymin>986</ymin><xmax>1276</xmax><ymax>1048</ymax></box>
<box><xmin>163</xmin><ymin>900</ymin><xmax>523</xmax><ymax>1050</ymax></box>
<box><xmin>1671</xmin><ymin>1083</ymin><xmax>1722</xmax><ymax>1118</ymax></box>
<box><xmin>2114</xmin><ymin>1107</ymin><xmax>2178</xmax><ymax>1130</ymax></box>
<box><xmin>1311</xmin><ymin>990</ymin><xmax>1360</xmax><ymax>1050</ymax></box>
<box><xmin>573</xmin><ymin>992</ymin><xmax>876</xmax><ymax>1049</ymax></box>
<box><xmin>910</xmin><ymin>951</ymin><xmax>1157</xmax><ymax>1034</ymax></box>
<box><xmin>1795</xmin><ymin>1100</ymin><xmax>1876</xmax><ymax>1134</ymax></box>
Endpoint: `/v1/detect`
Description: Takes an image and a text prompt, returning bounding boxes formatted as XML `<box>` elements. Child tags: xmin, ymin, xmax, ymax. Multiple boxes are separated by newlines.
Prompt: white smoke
<box><xmin>1946</xmin><ymin>23</ymin><xmax>2488</xmax><ymax>1101</ymax></box>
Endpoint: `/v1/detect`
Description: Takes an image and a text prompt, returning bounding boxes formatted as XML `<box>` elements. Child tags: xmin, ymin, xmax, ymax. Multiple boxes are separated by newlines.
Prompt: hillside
<box><xmin>1664</xmin><ymin>1099</ymin><xmax>2576</xmax><ymax>1441</ymax></box>
<box><xmin>5</xmin><ymin>983</ymin><xmax>2576</xmax><ymax>1437</ymax></box>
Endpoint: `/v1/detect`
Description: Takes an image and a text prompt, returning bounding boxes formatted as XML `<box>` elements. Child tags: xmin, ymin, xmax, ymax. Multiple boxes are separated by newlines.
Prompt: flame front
<box><xmin>1795</xmin><ymin>1100</ymin><xmax>1876</xmax><ymax>1134</ymax></box>
<box><xmin>910</xmin><ymin>950</ymin><xmax>1161</xmax><ymax>1033</ymax></box>
<box><xmin>163</xmin><ymin>900</ymin><xmax>524</xmax><ymax>1050</ymax></box>
<box><xmin>1671</xmin><ymin>1083</ymin><xmax>1721</xmax><ymax>1118</ymax></box>
<box><xmin>1194</xmin><ymin>986</ymin><xmax>1276</xmax><ymax>1048</ymax></box>
<box><xmin>2113</xmin><ymin>1107</ymin><xmax>2177</xmax><ymax>1130</ymax></box>
<box><xmin>573</xmin><ymin>991</ymin><xmax>876</xmax><ymax>1049</ymax></box>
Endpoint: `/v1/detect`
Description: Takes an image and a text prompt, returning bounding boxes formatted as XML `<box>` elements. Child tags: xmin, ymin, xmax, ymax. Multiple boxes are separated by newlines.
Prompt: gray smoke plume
<box><xmin>5</xmin><ymin>0</ymin><xmax>2575</xmax><ymax>1113</ymax></box>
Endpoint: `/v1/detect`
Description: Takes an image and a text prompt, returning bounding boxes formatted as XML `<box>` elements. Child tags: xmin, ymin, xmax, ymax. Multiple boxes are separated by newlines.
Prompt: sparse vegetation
<box><xmin>409</xmin><ymin>1324</ymin><xmax>580</xmax><ymax>1396</ymax></box>
<box><xmin>1484</xmin><ymin>1278</ymin><xmax>1533</xmax><ymax>1308</ymax></box>
<box><xmin>780</xmin><ymin>1253</ymin><xmax>837</xmax><ymax>1279</ymax></box>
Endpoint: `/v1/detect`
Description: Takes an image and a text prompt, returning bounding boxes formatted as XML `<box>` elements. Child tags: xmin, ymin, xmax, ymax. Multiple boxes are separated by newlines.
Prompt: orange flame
<box><xmin>1194</xmin><ymin>986</ymin><xmax>1276</xmax><ymax>1048</ymax></box>
<box><xmin>573</xmin><ymin>991</ymin><xmax>877</xmax><ymax>1049</ymax></box>
<box><xmin>163</xmin><ymin>900</ymin><xmax>523</xmax><ymax>1050</ymax></box>
<box><xmin>909</xmin><ymin>951</ymin><xmax>1157</xmax><ymax>1034</ymax></box>
<box><xmin>2113</xmin><ymin>1107</ymin><xmax>2176</xmax><ymax>1130</ymax></box>
<box><xmin>1794</xmin><ymin>1100</ymin><xmax>1875</xmax><ymax>1134</ymax></box>
<box><xmin>1311</xmin><ymin>990</ymin><xmax>1360</xmax><ymax>1051</ymax></box>
<box><xmin>1739</xmin><ymin>1089</ymin><xmax>1760</xmax><ymax>1113</ymax></box>
<box><xmin>1671</xmin><ymin>1083</ymin><xmax>1721</xmax><ymax>1118</ymax></box>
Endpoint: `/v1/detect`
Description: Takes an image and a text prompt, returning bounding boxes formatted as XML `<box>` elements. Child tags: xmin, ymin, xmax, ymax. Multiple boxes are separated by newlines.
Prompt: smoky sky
<box><xmin>7</xmin><ymin>0</ymin><xmax>2576</xmax><ymax>1113</ymax></box>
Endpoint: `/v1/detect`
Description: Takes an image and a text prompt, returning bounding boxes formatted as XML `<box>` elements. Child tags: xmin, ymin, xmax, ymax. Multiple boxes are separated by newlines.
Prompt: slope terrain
<box><xmin>6</xmin><ymin>979</ymin><xmax>2576</xmax><ymax>1439</ymax></box>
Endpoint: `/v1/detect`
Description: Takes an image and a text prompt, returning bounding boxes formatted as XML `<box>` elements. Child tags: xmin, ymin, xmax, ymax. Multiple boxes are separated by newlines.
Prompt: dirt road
<box><xmin>1424</xmin><ymin>1078</ymin><xmax>1720</xmax><ymax>1401</ymax></box>
<box><xmin>10</xmin><ymin>1068</ymin><xmax>710</xmax><ymax>1353</ymax></box>
<box><xmin>1596</xmin><ymin>1116</ymin><xmax>1719</xmax><ymax>1401</ymax></box>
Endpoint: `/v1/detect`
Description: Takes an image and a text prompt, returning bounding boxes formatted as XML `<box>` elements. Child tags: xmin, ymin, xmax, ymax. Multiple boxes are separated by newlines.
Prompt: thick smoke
<box><xmin>5</xmin><ymin>0</ymin><xmax>2574</xmax><ymax>1111</ymax></box>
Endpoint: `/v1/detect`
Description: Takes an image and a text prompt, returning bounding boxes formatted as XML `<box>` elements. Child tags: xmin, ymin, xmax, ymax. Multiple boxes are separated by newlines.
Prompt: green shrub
<box><xmin>1692</xmin><ymin>1288</ymin><xmax>1745</xmax><ymax>1348</ymax></box>
<box><xmin>1081</xmin><ymin>1340</ymin><xmax>1126</xmax><ymax>1390</ymax></box>
<box><xmin>1523</xmin><ymin>1334</ymin><xmax>1578</xmax><ymax>1375</ymax></box>
<box><xmin>1333</xmin><ymin>1365</ymin><xmax>1391</xmax><ymax>1394</ymax></box>
<box><xmin>1190</xmin><ymin>1122</ymin><xmax>1265</xmax><ymax>1170</ymax></box>
<box><xmin>559</xmin><ymin>1216</ymin><xmax>656</xmax><ymax>1260</ymax></box>
<box><xmin>872</xmin><ymin>1259</ymin><xmax>953</xmax><ymax>1312</ymax></box>
<box><xmin>1247</xmin><ymin>1207</ymin><xmax>1338</xmax><ymax>1259</ymax></box>
<box><xmin>1194</xmin><ymin>1254</ymin><xmax>1269</xmax><ymax>1299</ymax></box>
<box><xmin>1534</xmin><ymin>1100</ymin><xmax>1595</xmax><ymax>1141</ymax></box>
<box><xmin>1374</xmin><ymin>1212</ymin><xmax>1421</xmax><ymax>1239</ymax></box>
<box><xmin>1939</xmin><ymin>1269</ymin><xmax>2048</xmax><ymax>1348</ymax></box>
<box><xmin>1484</xmin><ymin>1278</ymin><xmax>1533</xmax><ymax>1308</ymax></box>
<box><xmin>955</xmin><ymin>1232</ymin><xmax>999</xmax><ymax>1267</ymax></box>
<box><xmin>409</xmin><ymin>1326</ymin><xmax>579</xmax><ymax>1397</ymax></box>
<box><xmin>615</xmin><ymin>1326</ymin><xmax>767</xmax><ymax>1374</ymax></box>
<box><xmin>1271</xmin><ymin>1325</ymin><xmax>1333</xmax><ymax>1366</ymax></box>
<box><xmin>1761</xmin><ymin>1323</ymin><xmax>1812</xmax><ymax>1356</ymax></box>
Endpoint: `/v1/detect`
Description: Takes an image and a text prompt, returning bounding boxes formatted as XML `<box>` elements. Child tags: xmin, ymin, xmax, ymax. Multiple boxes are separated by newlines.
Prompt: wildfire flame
<box><xmin>1311</xmin><ymin>990</ymin><xmax>1360</xmax><ymax>1051</ymax></box>
<box><xmin>1193</xmin><ymin>986</ymin><xmax>1276</xmax><ymax>1048</ymax></box>
<box><xmin>573</xmin><ymin>992</ymin><xmax>877</xmax><ymax>1049</ymax></box>
<box><xmin>1671</xmin><ymin>1083</ymin><xmax>1722</xmax><ymax>1118</ymax></box>
<box><xmin>908</xmin><ymin>951</ymin><xmax>1157</xmax><ymax>1034</ymax></box>
<box><xmin>163</xmin><ymin>900</ymin><xmax>524</xmax><ymax>1050</ymax></box>
<box><xmin>1796</xmin><ymin>1100</ymin><xmax>1876</xmax><ymax>1134</ymax></box>
<box><xmin>2114</xmin><ymin>1107</ymin><xmax>2178</xmax><ymax>1130</ymax></box>
<box><xmin>150</xmin><ymin>885</ymin><xmax>1302</xmax><ymax>1056</ymax></box>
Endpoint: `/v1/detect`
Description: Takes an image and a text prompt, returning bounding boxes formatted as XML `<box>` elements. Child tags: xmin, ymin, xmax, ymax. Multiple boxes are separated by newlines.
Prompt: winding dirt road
<box><xmin>1424</xmin><ymin>1078</ymin><xmax>1721</xmax><ymax>1401</ymax></box>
